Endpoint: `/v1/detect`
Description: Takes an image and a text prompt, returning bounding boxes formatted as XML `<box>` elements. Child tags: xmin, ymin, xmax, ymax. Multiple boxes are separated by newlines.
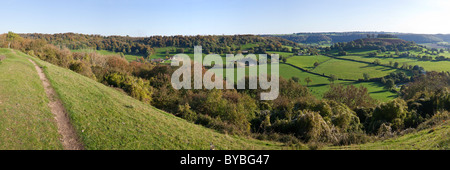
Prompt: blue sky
<box><xmin>1</xmin><ymin>0</ymin><xmax>449</xmax><ymax>36</ymax></box>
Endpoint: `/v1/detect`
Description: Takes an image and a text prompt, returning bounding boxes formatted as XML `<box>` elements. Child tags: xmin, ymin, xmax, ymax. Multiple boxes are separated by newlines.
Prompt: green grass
<box><xmin>71</xmin><ymin>49</ymin><xmax>143</xmax><ymax>62</ymax></box>
<box><xmin>148</xmin><ymin>47</ymin><xmax>178</xmax><ymax>59</ymax></box>
<box><xmin>312</xmin><ymin>59</ymin><xmax>407</xmax><ymax>80</ymax></box>
<box><xmin>342</xmin><ymin>82</ymin><xmax>397</xmax><ymax>102</ymax></box>
<box><xmin>286</xmin><ymin>55</ymin><xmax>332</xmax><ymax>70</ymax></box>
<box><xmin>0</xmin><ymin>49</ymin><xmax>62</xmax><ymax>150</ymax></box>
<box><xmin>340</xmin><ymin>55</ymin><xmax>450</xmax><ymax>72</ymax></box>
<box><xmin>14</xmin><ymin>50</ymin><xmax>283</xmax><ymax>150</ymax></box>
<box><xmin>266</xmin><ymin>51</ymin><xmax>295</xmax><ymax>58</ymax></box>
<box><xmin>338</xmin><ymin>49</ymin><xmax>450</xmax><ymax>72</ymax></box>
<box><xmin>328</xmin><ymin>121</ymin><xmax>450</xmax><ymax>150</ymax></box>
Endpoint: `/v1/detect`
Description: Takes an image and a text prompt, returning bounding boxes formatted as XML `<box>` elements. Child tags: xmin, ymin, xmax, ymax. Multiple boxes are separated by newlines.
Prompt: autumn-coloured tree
<box><xmin>324</xmin><ymin>84</ymin><xmax>376</xmax><ymax>110</ymax></box>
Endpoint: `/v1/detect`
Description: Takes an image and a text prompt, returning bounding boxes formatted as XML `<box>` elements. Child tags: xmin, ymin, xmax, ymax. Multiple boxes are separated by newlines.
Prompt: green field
<box><xmin>0</xmin><ymin>49</ymin><xmax>62</xmax><ymax>149</ymax></box>
<box><xmin>71</xmin><ymin>49</ymin><xmax>144</xmax><ymax>62</ymax></box>
<box><xmin>10</xmin><ymin>49</ymin><xmax>282</xmax><ymax>150</ymax></box>
<box><xmin>266</xmin><ymin>51</ymin><xmax>295</xmax><ymax>58</ymax></box>
<box><xmin>286</xmin><ymin>55</ymin><xmax>332</xmax><ymax>70</ymax></box>
<box><xmin>336</xmin><ymin>49</ymin><xmax>450</xmax><ymax>72</ymax></box>
<box><xmin>341</xmin><ymin>55</ymin><xmax>450</xmax><ymax>72</ymax></box>
<box><xmin>312</xmin><ymin>59</ymin><xmax>407</xmax><ymax>80</ymax></box>
<box><xmin>211</xmin><ymin>63</ymin><xmax>396</xmax><ymax>101</ymax></box>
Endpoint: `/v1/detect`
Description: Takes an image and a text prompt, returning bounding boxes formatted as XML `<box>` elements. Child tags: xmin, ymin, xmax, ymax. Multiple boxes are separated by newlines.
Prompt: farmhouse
<box><xmin>151</xmin><ymin>58</ymin><xmax>165</xmax><ymax>63</ymax></box>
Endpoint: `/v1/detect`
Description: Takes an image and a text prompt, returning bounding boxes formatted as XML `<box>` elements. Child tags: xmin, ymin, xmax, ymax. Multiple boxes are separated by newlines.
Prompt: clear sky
<box><xmin>1</xmin><ymin>0</ymin><xmax>449</xmax><ymax>36</ymax></box>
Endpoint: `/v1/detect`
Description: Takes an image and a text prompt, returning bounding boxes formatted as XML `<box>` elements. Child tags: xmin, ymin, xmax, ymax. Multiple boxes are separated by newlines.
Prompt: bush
<box><xmin>334</xmin><ymin>132</ymin><xmax>371</xmax><ymax>145</ymax></box>
<box><xmin>177</xmin><ymin>103</ymin><xmax>197</xmax><ymax>122</ymax></box>
<box><xmin>69</xmin><ymin>60</ymin><xmax>95</xmax><ymax>79</ymax></box>
<box><xmin>299</xmin><ymin>100</ymin><xmax>362</xmax><ymax>133</ymax></box>
<box><xmin>416</xmin><ymin>111</ymin><xmax>450</xmax><ymax>131</ymax></box>
<box><xmin>324</xmin><ymin>84</ymin><xmax>376</xmax><ymax>110</ymax></box>
<box><xmin>377</xmin><ymin>123</ymin><xmax>394</xmax><ymax>138</ymax></box>
<box><xmin>338</xmin><ymin>51</ymin><xmax>347</xmax><ymax>56</ymax></box>
<box><xmin>370</xmin><ymin>99</ymin><xmax>409</xmax><ymax>132</ymax></box>
<box><xmin>123</xmin><ymin>77</ymin><xmax>153</xmax><ymax>103</ymax></box>
<box><xmin>271</xmin><ymin>110</ymin><xmax>333</xmax><ymax>142</ymax></box>
<box><xmin>104</xmin><ymin>72</ymin><xmax>153</xmax><ymax>104</ymax></box>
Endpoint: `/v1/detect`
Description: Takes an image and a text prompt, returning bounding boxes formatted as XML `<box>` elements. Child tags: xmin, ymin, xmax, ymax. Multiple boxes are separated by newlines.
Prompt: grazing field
<box><xmin>0</xmin><ymin>49</ymin><xmax>62</xmax><ymax>150</ymax></box>
<box><xmin>266</xmin><ymin>51</ymin><xmax>295</xmax><ymax>58</ymax></box>
<box><xmin>336</xmin><ymin>49</ymin><xmax>450</xmax><ymax>72</ymax></box>
<box><xmin>340</xmin><ymin>55</ymin><xmax>450</xmax><ymax>72</ymax></box>
<box><xmin>71</xmin><ymin>49</ymin><xmax>144</xmax><ymax>62</ymax></box>
<box><xmin>211</xmin><ymin>63</ymin><xmax>396</xmax><ymax>101</ymax></box>
<box><xmin>286</xmin><ymin>55</ymin><xmax>332</xmax><ymax>70</ymax></box>
<box><xmin>149</xmin><ymin>47</ymin><xmax>178</xmax><ymax>59</ymax></box>
<box><xmin>312</xmin><ymin>59</ymin><xmax>407</xmax><ymax>80</ymax></box>
<box><xmin>15</xmin><ymin>50</ymin><xmax>282</xmax><ymax>150</ymax></box>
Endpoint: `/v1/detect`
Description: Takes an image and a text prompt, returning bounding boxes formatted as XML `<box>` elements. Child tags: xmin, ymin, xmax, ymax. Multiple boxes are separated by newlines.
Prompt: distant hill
<box><xmin>262</xmin><ymin>32</ymin><xmax>450</xmax><ymax>45</ymax></box>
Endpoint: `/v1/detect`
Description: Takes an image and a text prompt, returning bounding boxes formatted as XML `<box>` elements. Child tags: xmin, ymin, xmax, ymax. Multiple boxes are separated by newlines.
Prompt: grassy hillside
<box><xmin>2</xmin><ymin>47</ymin><xmax>447</xmax><ymax>150</ymax></box>
<box><xmin>0</xmin><ymin>49</ymin><xmax>62</xmax><ymax>150</ymax></box>
<box><xmin>328</xmin><ymin>121</ymin><xmax>450</xmax><ymax>150</ymax></box>
<box><xmin>10</xmin><ymin>50</ymin><xmax>282</xmax><ymax>150</ymax></box>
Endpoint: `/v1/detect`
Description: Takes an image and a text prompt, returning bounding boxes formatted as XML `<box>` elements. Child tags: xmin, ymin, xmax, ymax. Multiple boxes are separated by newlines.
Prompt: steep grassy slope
<box><xmin>14</xmin><ymin>50</ymin><xmax>282</xmax><ymax>150</ymax></box>
<box><xmin>0</xmin><ymin>49</ymin><xmax>62</xmax><ymax>150</ymax></box>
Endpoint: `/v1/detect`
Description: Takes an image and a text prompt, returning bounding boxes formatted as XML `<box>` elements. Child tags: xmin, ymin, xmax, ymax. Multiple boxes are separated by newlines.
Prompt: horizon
<box><xmin>1</xmin><ymin>0</ymin><xmax>450</xmax><ymax>36</ymax></box>
<box><xmin>5</xmin><ymin>31</ymin><xmax>450</xmax><ymax>38</ymax></box>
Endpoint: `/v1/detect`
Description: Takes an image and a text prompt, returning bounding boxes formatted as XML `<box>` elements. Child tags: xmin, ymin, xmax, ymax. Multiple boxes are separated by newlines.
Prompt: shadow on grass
<box><xmin>370</xmin><ymin>90</ymin><xmax>389</xmax><ymax>94</ymax></box>
<box><xmin>308</xmin><ymin>83</ymin><xmax>329</xmax><ymax>87</ymax></box>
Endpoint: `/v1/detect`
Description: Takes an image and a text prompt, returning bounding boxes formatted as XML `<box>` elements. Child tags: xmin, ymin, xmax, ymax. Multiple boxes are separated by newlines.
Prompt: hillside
<box><xmin>0</xmin><ymin>49</ymin><xmax>62</xmax><ymax>149</ymax></box>
<box><xmin>1</xmin><ymin>48</ymin><xmax>449</xmax><ymax>150</ymax></box>
<box><xmin>329</xmin><ymin>121</ymin><xmax>449</xmax><ymax>150</ymax></box>
<box><xmin>263</xmin><ymin>32</ymin><xmax>450</xmax><ymax>45</ymax></box>
<box><xmin>0</xmin><ymin>48</ymin><xmax>283</xmax><ymax>150</ymax></box>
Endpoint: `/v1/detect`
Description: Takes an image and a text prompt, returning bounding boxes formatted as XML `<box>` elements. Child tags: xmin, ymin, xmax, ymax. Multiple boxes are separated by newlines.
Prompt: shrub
<box><xmin>370</xmin><ymin>99</ymin><xmax>409</xmax><ymax>132</ymax></box>
<box><xmin>123</xmin><ymin>77</ymin><xmax>153</xmax><ymax>104</ymax></box>
<box><xmin>416</xmin><ymin>111</ymin><xmax>450</xmax><ymax>131</ymax></box>
<box><xmin>338</xmin><ymin>51</ymin><xmax>347</xmax><ymax>56</ymax></box>
<box><xmin>69</xmin><ymin>60</ymin><xmax>94</xmax><ymax>79</ymax></box>
<box><xmin>334</xmin><ymin>132</ymin><xmax>371</xmax><ymax>145</ymax></box>
<box><xmin>377</xmin><ymin>123</ymin><xmax>394</xmax><ymax>138</ymax></box>
<box><xmin>271</xmin><ymin>110</ymin><xmax>333</xmax><ymax>142</ymax></box>
<box><xmin>104</xmin><ymin>72</ymin><xmax>153</xmax><ymax>104</ymax></box>
<box><xmin>299</xmin><ymin>100</ymin><xmax>362</xmax><ymax>133</ymax></box>
<box><xmin>324</xmin><ymin>84</ymin><xmax>376</xmax><ymax>110</ymax></box>
<box><xmin>177</xmin><ymin>103</ymin><xmax>197</xmax><ymax>122</ymax></box>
